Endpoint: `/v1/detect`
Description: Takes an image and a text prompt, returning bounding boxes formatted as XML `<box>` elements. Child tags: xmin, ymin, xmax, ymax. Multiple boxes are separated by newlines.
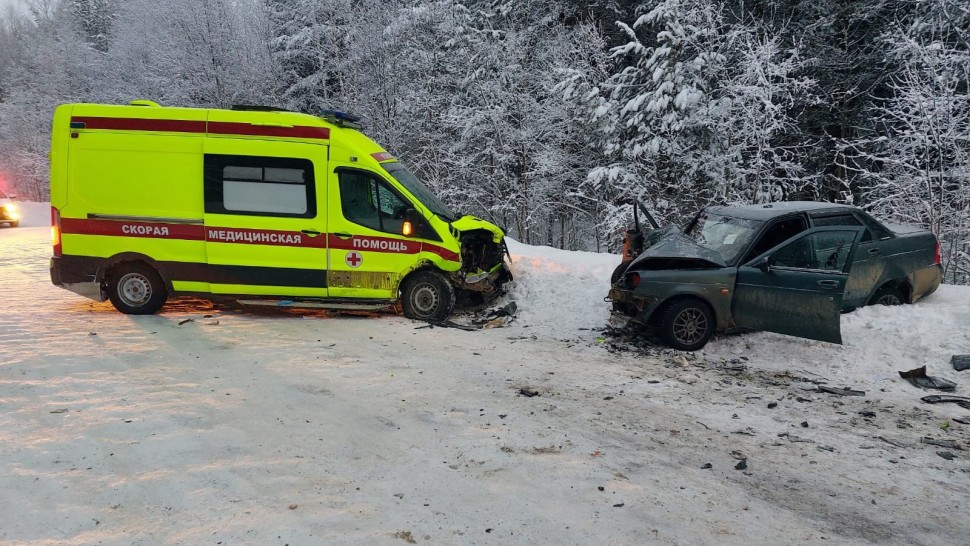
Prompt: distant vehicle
<box><xmin>48</xmin><ymin>101</ymin><xmax>511</xmax><ymax>319</ymax></box>
<box><xmin>608</xmin><ymin>201</ymin><xmax>943</xmax><ymax>350</ymax></box>
<box><xmin>0</xmin><ymin>188</ymin><xmax>19</xmax><ymax>227</ymax></box>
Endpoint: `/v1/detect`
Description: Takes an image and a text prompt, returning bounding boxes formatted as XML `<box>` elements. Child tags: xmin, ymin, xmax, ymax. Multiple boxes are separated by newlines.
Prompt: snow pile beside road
<box><xmin>505</xmin><ymin>238</ymin><xmax>618</xmax><ymax>339</ymax></box>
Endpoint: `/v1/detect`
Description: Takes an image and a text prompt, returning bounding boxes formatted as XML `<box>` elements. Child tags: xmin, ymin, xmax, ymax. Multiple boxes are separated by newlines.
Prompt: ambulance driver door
<box><xmin>327</xmin><ymin>167</ymin><xmax>419</xmax><ymax>300</ymax></box>
<box><xmin>202</xmin><ymin>139</ymin><xmax>329</xmax><ymax>297</ymax></box>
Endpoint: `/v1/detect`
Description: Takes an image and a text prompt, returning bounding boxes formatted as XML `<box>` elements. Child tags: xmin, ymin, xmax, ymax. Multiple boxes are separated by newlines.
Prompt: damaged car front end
<box><xmin>608</xmin><ymin>202</ymin><xmax>868</xmax><ymax>351</ymax></box>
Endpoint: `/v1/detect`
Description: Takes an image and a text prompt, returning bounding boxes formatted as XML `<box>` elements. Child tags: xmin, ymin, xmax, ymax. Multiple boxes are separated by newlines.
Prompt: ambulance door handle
<box><xmin>301</xmin><ymin>229</ymin><xmax>321</xmax><ymax>237</ymax></box>
<box><xmin>334</xmin><ymin>232</ymin><xmax>353</xmax><ymax>239</ymax></box>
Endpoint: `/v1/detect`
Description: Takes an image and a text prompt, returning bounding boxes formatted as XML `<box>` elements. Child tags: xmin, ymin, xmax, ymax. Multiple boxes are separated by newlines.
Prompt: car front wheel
<box><xmin>659</xmin><ymin>299</ymin><xmax>715</xmax><ymax>351</ymax></box>
<box><xmin>106</xmin><ymin>262</ymin><xmax>168</xmax><ymax>315</ymax></box>
<box><xmin>400</xmin><ymin>270</ymin><xmax>456</xmax><ymax>323</ymax></box>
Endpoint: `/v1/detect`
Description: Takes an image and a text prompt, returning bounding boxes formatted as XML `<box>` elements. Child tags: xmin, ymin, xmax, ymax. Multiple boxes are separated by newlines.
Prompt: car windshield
<box><xmin>382</xmin><ymin>162</ymin><xmax>456</xmax><ymax>221</ymax></box>
<box><xmin>685</xmin><ymin>212</ymin><xmax>763</xmax><ymax>264</ymax></box>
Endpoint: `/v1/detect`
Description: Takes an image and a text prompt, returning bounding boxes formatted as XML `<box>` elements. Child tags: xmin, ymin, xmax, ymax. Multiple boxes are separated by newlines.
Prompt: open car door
<box><xmin>732</xmin><ymin>227</ymin><xmax>865</xmax><ymax>344</ymax></box>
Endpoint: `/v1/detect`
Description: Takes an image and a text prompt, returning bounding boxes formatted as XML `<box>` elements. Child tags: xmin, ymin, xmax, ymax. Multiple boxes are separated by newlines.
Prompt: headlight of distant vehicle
<box><xmin>3</xmin><ymin>203</ymin><xmax>18</xmax><ymax>219</ymax></box>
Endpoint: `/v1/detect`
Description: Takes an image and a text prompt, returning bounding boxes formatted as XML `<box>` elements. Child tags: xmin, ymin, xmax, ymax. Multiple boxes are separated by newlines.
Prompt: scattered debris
<box><xmin>877</xmin><ymin>436</ymin><xmax>907</xmax><ymax>448</ymax></box>
<box><xmin>817</xmin><ymin>445</ymin><xmax>836</xmax><ymax>452</ymax></box>
<box><xmin>767</xmin><ymin>402</ymin><xmax>778</xmax><ymax>409</ymax></box>
<box><xmin>49</xmin><ymin>408</ymin><xmax>68</xmax><ymax>414</ymax></box>
<box><xmin>952</xmin><ymin>355</ymin><xmax>970</xmax><ymax>372</ymax></box>
<box><xmin>613</xmin><ymin>502</ymin><xmax>625</xmax><ymax>508</ymax></box>
<box><xmin>937</xmin><ymin>451</ymin><xmax>958</xmax><ymax>461</ymax></box>
<box><xmin>519</xmin><ymin>388</ymin><xmax>540</xmax><ymax>398</ymax></box>
<box><xmin>801</xmin><ymin>421</ymin><xmax>809</xmax><ymax>428</ymax></box>
<box><xmin>859</xmin><ymin>411</ymin><xmax>877</xmax><ymax>418</ymax></box>
<box><xmin>954</xmin><ymin>417</ymin><xmax>970</xmax><ymax>425</ymax></box>
<box><xmin>288</xmin><ymin>504</ymin><xmax>298</xmax><ymax>509</ymax></box>
<box><xmin>178</xmin><ymin>318</ymin><xmax>194</xmax><ymax>326</ymax></box>
<box><xmin>817</xmin><ymin>386</ymin><xmax>865</xmax><ymax>397</ymax></box>
<box><xmin>734</xmin><ymin>459</ymin><xmax>748</xmax><ymax>470</ymax></box>
<box><xmin>899</xmin><ymin>366</ymin><xmax>956</xmax><ymax>391</ymax></box>
<box><xmin>920</xmin><ymin>437</ymin><xmax>963</xmax><ymax>450</ymax></box>
<box><xmin>393</xmin><ymin>531</ymin><xmax>417</xmax><ymax>544</ymax></box>
<box><xmin>921</xmin><ymin>395</ymin><xmax>970</xmax><ymax>410</ymax></box>
<box><xmin>701</xmin><ymin>463</ymin><xmax>712</xmax><ymax>469</ymax></box>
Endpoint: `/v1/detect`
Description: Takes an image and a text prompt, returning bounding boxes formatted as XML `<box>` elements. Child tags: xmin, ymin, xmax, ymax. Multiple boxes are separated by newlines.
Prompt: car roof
<box><xmin>706</xmin><ymin>201</ymin><xmax>858</xmax><ymax>221</ymax></box>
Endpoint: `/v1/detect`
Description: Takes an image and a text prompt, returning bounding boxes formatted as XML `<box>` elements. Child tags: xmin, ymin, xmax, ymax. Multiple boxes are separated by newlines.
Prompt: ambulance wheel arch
<box><xmin>399</xmin><ymin>268</ymin><xmax>455</xmax><ymax>323</ymax></box>
<box><xmin>102</xmin><ymin>256</ymin><xmax>169</xmax><ymax>314</ymax></box>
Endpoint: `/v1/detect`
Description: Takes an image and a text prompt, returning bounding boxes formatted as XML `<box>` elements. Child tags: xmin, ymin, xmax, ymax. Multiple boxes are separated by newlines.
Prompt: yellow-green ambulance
<box><xmin>49</xmin><ymin>101</ymin><xmax>511</xmax><ymax>321</ymax></box>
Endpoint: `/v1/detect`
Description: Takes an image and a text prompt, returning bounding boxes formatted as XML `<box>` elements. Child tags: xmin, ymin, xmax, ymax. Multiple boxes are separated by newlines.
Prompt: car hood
<box><xmin>628</xmin><ymin>230</ymin><xmax>727</xmax><ymax>269</ymax></box>
<box><xmin>451</xmin><ymin>215</ymin><xmax>505</xmax><ymax>243</ymax></box>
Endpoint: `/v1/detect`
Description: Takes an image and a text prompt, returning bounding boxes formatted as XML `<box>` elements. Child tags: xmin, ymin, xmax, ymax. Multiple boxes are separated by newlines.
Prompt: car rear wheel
<box><xmin>870</xmin><ymin>285</ymin><xmax>905</xmax><ymax>306</ymax></box>
<box><xmin>660</xmin><ymin>299</ymin><xmax>715</xmax><ymax>351</ymax></box>
<box><xmin>106</xmin><ymin>262</ymin><xmax>167</xmax><ymax>315</ymax></box>
<box><xmin>400</xmin><ymin>270</ymin><xmax>455</xmax><ymax>323</ymax></box>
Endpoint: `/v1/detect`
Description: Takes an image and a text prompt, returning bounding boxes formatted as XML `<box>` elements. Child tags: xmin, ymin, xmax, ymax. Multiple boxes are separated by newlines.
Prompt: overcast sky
<box><xmin>0</xmin><ymin>0</ymin><xmax>27</xmax><ymax>19</ymax></box>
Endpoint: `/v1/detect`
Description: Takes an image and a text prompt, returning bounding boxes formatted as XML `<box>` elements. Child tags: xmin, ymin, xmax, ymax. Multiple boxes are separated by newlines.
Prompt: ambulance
<box><xmin>49</xmin><ymin>101</ymin><xmax>511</xmax><ymax>321</ymax></box>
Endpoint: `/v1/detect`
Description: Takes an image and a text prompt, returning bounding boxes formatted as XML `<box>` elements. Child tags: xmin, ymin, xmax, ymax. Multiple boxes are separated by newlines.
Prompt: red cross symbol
<box><xmin>345</xmin><ymin>251</ymin><xmax>363</xmax><ymax>268</ymax></box>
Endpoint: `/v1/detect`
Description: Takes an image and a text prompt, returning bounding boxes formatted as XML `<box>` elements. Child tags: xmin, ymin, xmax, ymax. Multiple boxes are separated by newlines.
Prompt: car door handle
<box><xmin>301</xmin><ymin>229</ymin><xmax>321</xmax><ymax>237</ymax></box>
<box><xmin>867</xmin><ymin>248</ymin><xmax>881</xmax><ymax>256</ymax></box>
<box><xmin>334</xmin><ymin>232</ymin><xmax>353</xmax><ymax>239</ymax></box>
<box><xmin>817</xmin><ymin>280</ymin><xmax>840</xmax><ymax>290</ymax></box>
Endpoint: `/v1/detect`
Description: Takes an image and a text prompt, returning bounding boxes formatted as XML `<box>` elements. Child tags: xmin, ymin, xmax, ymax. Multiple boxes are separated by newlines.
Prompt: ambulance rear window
<box><xmin>204</xmin><ymin>155</ymin><xmax>316</xmax><ymax>218</ymax></box>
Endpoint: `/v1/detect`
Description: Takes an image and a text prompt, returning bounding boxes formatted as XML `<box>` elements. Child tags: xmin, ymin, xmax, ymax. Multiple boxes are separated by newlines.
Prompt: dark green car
<box><xmin>608</xmin><ymin>202</ymin><xmax>943</xmax><ymax>351</ymax></box>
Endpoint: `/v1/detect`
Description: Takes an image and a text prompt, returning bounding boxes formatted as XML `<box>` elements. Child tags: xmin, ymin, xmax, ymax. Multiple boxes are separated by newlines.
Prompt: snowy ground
<box><xmin>1</xmin><ymin>202</ymin><xmax>968</xmax><ymax>545</ymax></box>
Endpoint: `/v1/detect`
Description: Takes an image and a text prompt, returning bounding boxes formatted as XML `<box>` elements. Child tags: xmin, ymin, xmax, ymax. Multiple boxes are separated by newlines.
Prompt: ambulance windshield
<box><xmin>383</xmin><ymin>162</ymin><xmax>456</xmax><ymax>221</ymax></box>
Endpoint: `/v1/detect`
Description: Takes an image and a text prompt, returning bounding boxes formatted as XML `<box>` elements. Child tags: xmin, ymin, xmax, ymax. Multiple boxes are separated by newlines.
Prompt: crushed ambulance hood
<box><xmin>628</xmin><ymin>230</ymin><xmax>726</xmax><ymax>269</ymax></box>
<box><xmin>451</xmin><ymin>215</ymin><xmax>505</xmax><ymax>243</ymax></box>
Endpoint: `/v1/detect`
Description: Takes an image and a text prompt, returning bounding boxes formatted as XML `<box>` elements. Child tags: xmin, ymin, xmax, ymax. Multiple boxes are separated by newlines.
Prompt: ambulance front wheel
<box><xmin>106</xmin><ymin>262</ymin><xmax>168</xmax><ymax>315</ymax></box>
<box><xmin>401</xmin><ymin>270</ymin><xmax>455</xmax><ymax>323</ymax></box>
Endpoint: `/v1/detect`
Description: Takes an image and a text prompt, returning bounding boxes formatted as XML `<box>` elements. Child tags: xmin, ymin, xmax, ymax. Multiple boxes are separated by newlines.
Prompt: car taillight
<box><xmin>934</xmin><ymin>241</ymin><xmax>941</xmax><ymax>265</ymax></box>
<box><xmin>51</xmin><ymin>206</ymin><xmax>62</xmax><ymax>256</ymax></box>
<box><xmin>629</xmin><ymin>272</ymin><xmax>640</xmax><ymax>288</ymax></box>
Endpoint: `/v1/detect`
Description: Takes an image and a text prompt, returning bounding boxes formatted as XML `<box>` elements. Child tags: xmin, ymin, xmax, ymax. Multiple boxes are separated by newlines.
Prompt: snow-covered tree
<box><xmin>843</xmin><ymin>0</ymin><xmax>970</xmax><ymax>283</ymax></box>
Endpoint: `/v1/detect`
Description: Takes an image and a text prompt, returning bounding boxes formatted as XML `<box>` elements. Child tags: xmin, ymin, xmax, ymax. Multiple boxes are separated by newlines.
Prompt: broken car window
<box><xmin>685</xmin><ymin>213</ymin><xmax>763</xmax><ymax>264</ymax></box>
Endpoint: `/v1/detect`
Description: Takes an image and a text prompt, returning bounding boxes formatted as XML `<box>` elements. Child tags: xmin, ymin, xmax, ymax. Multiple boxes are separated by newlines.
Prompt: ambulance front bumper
<box><xmin>50</xmin><ymin>255</ymin><xmax>107</xmax><ymax>301</ymax></box>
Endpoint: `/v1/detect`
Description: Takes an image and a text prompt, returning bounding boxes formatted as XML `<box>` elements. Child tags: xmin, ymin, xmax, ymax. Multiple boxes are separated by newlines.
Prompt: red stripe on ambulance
<box><xmin>61</xmin><ymin>218</ymin><xmax>460</xmax><ymax>261</ymax></box>
<box><xmin>61</xmin><ymin>218</ymin><xmax>205</xmax><ymax>240</ymax></box>
<box><xmin>70</xmin><ymin>117</ymin><xmax>330</xmax><ymax>140</ymax></box>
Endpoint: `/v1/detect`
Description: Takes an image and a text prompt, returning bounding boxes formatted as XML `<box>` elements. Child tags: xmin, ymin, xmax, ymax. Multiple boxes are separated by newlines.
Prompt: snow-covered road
<box><xmin>1</xmin><ymin>202</ymin><xmax>968</xmax><ymax>545</ymax></box>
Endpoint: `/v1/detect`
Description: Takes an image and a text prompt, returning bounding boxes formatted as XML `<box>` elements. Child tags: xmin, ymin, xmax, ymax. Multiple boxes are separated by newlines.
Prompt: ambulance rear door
<box><xmin>326</xmin><ymin>167</ymin><xmax>421</xmax><ymax>299</ymax></box>
<box><xmin>202</xmin><ymin>138</ymin><xmax>329</xmax><ymax>297</ymax></box>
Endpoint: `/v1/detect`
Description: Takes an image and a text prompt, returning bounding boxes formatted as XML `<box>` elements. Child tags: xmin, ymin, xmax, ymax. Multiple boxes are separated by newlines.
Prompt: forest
<box><xmin>0</xmin><ymin>0</ymin><xmax>967</xmax><ymax>283</ymax></box>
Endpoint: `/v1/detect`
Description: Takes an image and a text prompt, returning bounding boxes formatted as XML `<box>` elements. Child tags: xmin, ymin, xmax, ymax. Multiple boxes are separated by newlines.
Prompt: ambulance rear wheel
<box><xmin>107</xmin><ymin>262</ymin><xmax>167</xmax><ymax>315</ymax></box>
<box><xmin>401</xmin><ymin>270</ymin><xmax>455</xmax><ymax>323</ymax></box>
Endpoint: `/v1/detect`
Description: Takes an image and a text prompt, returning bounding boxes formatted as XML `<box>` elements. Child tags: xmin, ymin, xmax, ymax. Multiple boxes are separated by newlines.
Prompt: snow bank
<box><xmin>505</xmin><ymin>238</ymin><xmax>619</xmax><ymax>339</ymax></box>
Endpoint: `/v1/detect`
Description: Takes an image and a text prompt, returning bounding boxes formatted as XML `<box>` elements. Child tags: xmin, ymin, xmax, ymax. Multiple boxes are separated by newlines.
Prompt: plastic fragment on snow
<box><xmin>898</xmin><ymin>366</ymin><xmax>956</xmax><ymax>391</ymax></box>
<box><xmin>948</xmin><ymin>352</ymin><xmax>969</xmax><ymax>371</ymax></box>
<box><xmin>921</xmin><ymin>394</ymin><xmax>970</xmax><ymax>410</ymax></box>
<box><xmin>817</xmin><ymin>386</ymin><xmax>866</xmax><ymax>396</ymax></box>
<box><xmin>920</xmin><ymin>437</ymin><xmax>963</xmax><ymax>450</ymax></box>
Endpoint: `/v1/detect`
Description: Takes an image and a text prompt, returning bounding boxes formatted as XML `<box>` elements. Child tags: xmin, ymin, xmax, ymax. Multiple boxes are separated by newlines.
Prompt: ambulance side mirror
<box><xmin>401</xmin><ymin>209</ymin><xmax>421</xmax><ymax>238</ymax></box>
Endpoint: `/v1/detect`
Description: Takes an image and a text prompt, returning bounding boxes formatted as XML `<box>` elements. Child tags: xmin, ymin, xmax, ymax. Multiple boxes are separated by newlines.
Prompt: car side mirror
<box><xmin>756</xmin><ymin>256</ymin><xmax>771</xmax><ymax>272</ymax></box>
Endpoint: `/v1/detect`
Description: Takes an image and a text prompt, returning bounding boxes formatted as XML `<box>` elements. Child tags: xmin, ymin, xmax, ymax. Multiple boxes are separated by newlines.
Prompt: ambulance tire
<box><xmin>106</xmin><ymin>262</ymin><xmax>167</xmax><ymax>315</ymax></box>
<box><xmin>401</xmin><ymin>270</ymin><xmax>455</xmax><ymax>323</ymax></box>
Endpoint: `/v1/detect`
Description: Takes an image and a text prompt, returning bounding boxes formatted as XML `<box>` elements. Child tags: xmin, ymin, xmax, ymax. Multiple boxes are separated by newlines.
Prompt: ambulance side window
<box><xmin>338</xmin><ymin>170</ymin><xmax>409</xmax><ymax>235</ymax></box>
<box><xmin>204</xmin><ymin>155</ymin><xmax>316</xmax><ymax>218</ymax></box>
